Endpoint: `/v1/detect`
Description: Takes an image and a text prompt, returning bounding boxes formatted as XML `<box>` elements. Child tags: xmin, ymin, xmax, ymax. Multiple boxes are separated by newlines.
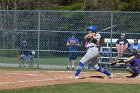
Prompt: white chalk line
<box><xmin>0</xmin><ymin>78</ymin><xmax>62</xmax><ymax>85</ymax></box>
<box><xmin>44</xmin><ymin>71</ymin><xmax>73</xmax><ymax>73</ymax></box>
<box><xmin>8</xmin><ymin>72</ymin><xmax>46</xmax><ymax>77</ymax></box>
<box><xmin>7</xmin><ymin>71</ymin><xmax>73</xmax><ymax>77</ymax></box>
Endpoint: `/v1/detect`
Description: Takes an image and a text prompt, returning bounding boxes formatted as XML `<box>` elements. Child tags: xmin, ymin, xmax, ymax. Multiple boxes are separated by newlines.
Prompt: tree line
<box><xmin>0</xmin><ymin>0</ymin><xmax>139</xmax><ymax>11</ymax></box>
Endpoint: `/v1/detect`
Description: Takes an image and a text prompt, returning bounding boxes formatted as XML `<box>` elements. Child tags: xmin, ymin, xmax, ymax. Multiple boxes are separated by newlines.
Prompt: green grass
<box><xmin>0</xmin><ymin>66</ymin><xmax>76</xmax><ymax>71</ymax></box>
<box><xmin>0</xmin><ymin>56</ymin><xmax>82</xmax><ymax>66</ymax></box>
<box><xmin>0</xmin><ymin>66</ymin><xmax>41</xmax><ymax>71</ymax></box>
<box><xmin>0</xmin><ymin>82</ymin><xmax>140</xmax><ymax>93</ymax></box>
<box><xmin>0</xmin><ymin>56</ymin><xmax>123</xmax><ymax>71</ymax></box>
<box><xmin>0</xmin><ymin>66</ymin><xmax>128</xmax><ymax>73</ymax></box>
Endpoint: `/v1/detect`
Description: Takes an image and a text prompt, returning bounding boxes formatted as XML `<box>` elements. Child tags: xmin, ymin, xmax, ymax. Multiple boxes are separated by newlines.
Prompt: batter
<box><xmin>69</xmin><ymin>25</ymin><xmax>113</xmax><ymax>79</ymax></box>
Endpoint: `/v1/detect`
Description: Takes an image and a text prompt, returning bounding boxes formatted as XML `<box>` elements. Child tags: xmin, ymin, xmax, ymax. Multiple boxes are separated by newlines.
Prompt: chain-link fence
<box><xmin>0</xmin><ymin>10</ymin><xmax>140</xmax><ymax>69</ymax></box>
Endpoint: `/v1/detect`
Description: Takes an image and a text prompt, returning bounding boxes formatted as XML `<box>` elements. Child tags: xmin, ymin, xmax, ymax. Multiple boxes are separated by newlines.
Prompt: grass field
<box><xmin>0</xmin><ymin>82</ymin><xmax>140</xmax><ymax>93</ymax></box>
<box><xmin>0</xmin><ymin>56</ymin><xmax>93</xmax><ymax>69</ymax></box>
<box><xmin>0</xmin><ymin>56</ymin><xmax>120</xmax><ymax>70</ymax></box>
<box><xmin>0</xmin><ymin>56</ymin><xmax>82</xmax><ymax>66</ymax></box>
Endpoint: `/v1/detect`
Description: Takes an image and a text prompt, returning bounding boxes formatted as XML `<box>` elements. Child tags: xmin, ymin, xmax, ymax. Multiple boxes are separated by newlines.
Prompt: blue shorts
<box><xmin>68</xmin><ymin>52</ymin><xmax>77</xmax><ymax>60</ymax></box>
<box><xmin>21</xmin><ymin>55</ymin><xmax>34</xmax><ymax>60</ymax></box>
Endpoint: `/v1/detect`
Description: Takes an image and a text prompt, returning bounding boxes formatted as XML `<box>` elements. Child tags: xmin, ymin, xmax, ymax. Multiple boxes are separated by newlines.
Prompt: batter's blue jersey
<box><xmin>67</xmin><ymin>37</ymin><xmax>79</xmax><ymax>51</ymax></box>
<box><xmin>129</xmin><ymin>43</ymin><xmax>140</xmax><ymax>50</ymax></box>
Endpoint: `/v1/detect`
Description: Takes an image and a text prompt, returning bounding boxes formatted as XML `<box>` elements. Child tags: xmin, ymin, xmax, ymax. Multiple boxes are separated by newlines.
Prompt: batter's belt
<box><xmin>87</xmin><ymin>46</ymin><xmax>97</xmax><ymax>49</ymax></box>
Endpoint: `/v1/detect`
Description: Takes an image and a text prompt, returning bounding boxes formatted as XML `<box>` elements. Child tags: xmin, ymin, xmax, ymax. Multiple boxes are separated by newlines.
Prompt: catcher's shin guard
<box><xmin>127</xmin><ymin>67</ymin><xmax>140</xmax><ymax>76</ymax></box>
<box><xmin>75</xmin><ymin>62</ymin><xmax>84</xmax><ymax>76</ymax></box>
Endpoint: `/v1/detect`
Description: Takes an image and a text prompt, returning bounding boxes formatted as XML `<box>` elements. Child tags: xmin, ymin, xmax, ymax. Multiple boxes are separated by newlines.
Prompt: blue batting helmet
<box><xmin>87</xmin><ymin>25</ymin><xmax>96</xmax><ymax>32</ymax></box>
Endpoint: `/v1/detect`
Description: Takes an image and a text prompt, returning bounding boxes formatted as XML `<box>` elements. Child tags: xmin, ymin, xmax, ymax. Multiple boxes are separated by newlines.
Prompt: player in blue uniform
<box><xmin>18</xmin><ymin>40</ymin><xmax>35</xmax><ymax>67</ymax></box>
<box><xmin>129</xmin><ymin>38</ymin><xmax>140</xmax><ymax>52</ymax></box>
<box><xmin>66</xmin><ymin>32</ymin><xmax>80</xmax><ymax>69</ymax></box>
<box><xmin>69</xmin><ymin>25</ymin><xmax>113</xmax><ymax>79</ymax></box>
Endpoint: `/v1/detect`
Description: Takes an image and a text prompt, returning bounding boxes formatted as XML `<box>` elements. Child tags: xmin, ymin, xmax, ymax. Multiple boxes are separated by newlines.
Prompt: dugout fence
<box><xmin>0</xmin><ymin>10</ymin><xmax>140</xmax><ymax>69</ymax></box>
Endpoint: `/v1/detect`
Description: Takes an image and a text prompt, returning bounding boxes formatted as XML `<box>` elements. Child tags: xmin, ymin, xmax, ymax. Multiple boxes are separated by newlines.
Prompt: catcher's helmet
<box><xmin>87</xmin><ymin>25</ymin><xmax>96</xmax><ymax>32</ymax></box>
<box><xmin>129</xmin><ymin>49</ymin><xmax>138</xmax><ymax>56</ymax></box>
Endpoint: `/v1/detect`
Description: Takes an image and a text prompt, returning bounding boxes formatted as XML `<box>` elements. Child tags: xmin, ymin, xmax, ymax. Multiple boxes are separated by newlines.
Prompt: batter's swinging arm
<box><xmin>89</xmin><ymin>25</ymin><xmax>117</xmax><ymax>43</ymax></box>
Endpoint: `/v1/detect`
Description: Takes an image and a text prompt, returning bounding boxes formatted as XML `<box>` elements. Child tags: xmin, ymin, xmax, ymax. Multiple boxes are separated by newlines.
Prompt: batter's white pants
<box><xmin>80</xmin><ymin>47</ymin><xmax>99</xmax><ymax>69</ymax></box>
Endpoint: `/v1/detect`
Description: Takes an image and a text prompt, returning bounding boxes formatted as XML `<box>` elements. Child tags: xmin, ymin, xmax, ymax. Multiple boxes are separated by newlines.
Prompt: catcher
<box><xmin>111</xmin><ymin>49</ymin><xmax>140</xmax><ymax>78</ymax></box>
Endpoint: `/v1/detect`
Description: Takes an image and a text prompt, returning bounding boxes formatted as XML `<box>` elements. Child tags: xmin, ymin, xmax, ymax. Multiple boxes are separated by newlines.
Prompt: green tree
<box><xmin>0</xmin><ymin>0</ymin><xmax>139</xmax><ymax>11</ymax></box>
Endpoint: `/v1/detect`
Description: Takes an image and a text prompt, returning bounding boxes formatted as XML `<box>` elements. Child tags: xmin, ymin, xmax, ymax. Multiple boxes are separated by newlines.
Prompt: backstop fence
<box><xmin>0</xmin><ymin>10</ymin><xmax>140</xmax><ymax>69</ymax></box>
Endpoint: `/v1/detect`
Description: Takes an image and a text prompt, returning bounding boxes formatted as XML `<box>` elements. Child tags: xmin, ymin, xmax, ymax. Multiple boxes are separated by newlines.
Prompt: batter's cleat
<box><xmin>106</xmin><ymin>74</ymin><xmax>114</xmax><ymax>79</ymax></box>
<box><xmin>68</xmin><ymin>75</ymin><xmax>79</xmax><ymax>79</ymax></box>
<box><xmin>74</xmin><ymin>76</ymin><xmax>79</xmax><ymax>79</ymax></box>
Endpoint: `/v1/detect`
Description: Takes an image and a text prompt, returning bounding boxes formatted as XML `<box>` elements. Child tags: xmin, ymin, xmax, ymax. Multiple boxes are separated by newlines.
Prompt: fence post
<box><xmin>37</xmin><ymin>11</ymin><xmax>41</xmax><ymax>68</ymax></box>
<box><xmin>110</xmin><ymin>12</ymin><xmax>114</xmax><ymax>69</ymax></box>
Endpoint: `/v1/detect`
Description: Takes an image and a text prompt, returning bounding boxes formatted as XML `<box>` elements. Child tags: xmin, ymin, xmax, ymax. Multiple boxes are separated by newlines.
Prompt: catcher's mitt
<box><xmin>110</xmin><ymin>56</ymin><xmax>124</xmax><ymax>66</ymax></box>
<box><xmin>110</xmin><ymin>59</ymin><xmax>118</xmax><ymax>66</ymax></box>
<box><xmin>110</xmin><ymin>60</ymin><xmax>124</xmax><ymax>66</ymax></box>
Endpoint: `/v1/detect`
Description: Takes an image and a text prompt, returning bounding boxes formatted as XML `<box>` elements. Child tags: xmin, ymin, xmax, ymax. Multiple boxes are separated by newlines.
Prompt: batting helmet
<box><xmin>87</xmin><ymin>25</ymin><xmax>96</xmax><ymax>32</ymax></box>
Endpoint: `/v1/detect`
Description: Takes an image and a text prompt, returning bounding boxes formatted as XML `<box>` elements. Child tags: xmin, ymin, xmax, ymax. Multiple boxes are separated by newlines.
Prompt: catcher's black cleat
<box><xmin>127</xmin><ymin>74</ymin><xmax>137</xmax><ymax>78</ymax></box>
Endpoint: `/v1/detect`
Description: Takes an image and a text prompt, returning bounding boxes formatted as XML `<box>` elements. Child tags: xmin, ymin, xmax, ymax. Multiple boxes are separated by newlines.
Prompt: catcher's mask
<box><xmin>129</xmin><ymin>49</ymin><xmax>138</xmax><ymax>56</ymax></box>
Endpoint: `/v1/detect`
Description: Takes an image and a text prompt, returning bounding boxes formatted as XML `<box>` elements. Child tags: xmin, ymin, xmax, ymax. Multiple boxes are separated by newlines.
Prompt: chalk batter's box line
<box><xmin>0</xmin><ymin>78</ymin><xmax>62</xmax><ymax>85</ymax></box>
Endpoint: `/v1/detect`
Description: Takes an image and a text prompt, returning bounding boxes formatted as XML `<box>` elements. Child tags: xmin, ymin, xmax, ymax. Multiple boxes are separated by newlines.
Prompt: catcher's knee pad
<box><xmin>132</xmin><ymin>67</ymin><xmax>140</xmax><ymax>75</ymax></box>
<box><xmin>126</xmin><ymin>66</ymin><xmax>136</xmax><ymax>75</ymax></box>
<box><xmin>126</xmin><ymin>66</ymin><xmax>130</xmax><ymax>71</ymax></box>
<box><xmin>77</xmin><ymin>62</ymin><xmax>84</xmax><ymax>70</ymax></box>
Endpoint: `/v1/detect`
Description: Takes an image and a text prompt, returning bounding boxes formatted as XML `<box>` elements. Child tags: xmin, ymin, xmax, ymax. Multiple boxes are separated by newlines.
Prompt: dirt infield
<box><xmin>0</xmin><ymin>70</ymin><xmax>140</xmax><ymax>90</ymax></box>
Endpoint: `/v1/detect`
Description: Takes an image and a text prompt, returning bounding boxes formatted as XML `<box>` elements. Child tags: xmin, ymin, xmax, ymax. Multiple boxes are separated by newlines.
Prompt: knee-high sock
<box><xmin>97</xmin><ymin>66</ymin><xmax>111</xmax><ymax>76</ymax></box>
<box><xmin>88</xmin><ymin>62</ymin><xmax>92</xmax><ymax>69</ymax></box>
<box><xmin>75</xmin><ymin>62</ymin><xmax>84</xmax><ymax>76</ymax></box>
